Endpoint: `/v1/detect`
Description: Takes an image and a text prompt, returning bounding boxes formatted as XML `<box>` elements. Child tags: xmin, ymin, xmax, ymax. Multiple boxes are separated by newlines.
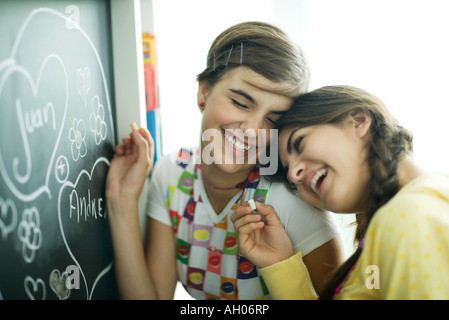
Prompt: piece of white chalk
<box><xmin>248</xmin><ymin>199</ymin><xmax>256</xmax><ymax>211</ymax></box>
<box><xmin>130</xmin><ymin>122</ymin><xmax>138</xmax><ymax>132</ymax></box>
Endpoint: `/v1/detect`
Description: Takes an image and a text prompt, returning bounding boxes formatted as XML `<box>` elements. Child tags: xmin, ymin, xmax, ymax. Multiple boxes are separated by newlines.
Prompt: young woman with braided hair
<box><xmin>231</xmin><ymin>85</ymin><xmax>449</xmax><ymax>299</ymax></box>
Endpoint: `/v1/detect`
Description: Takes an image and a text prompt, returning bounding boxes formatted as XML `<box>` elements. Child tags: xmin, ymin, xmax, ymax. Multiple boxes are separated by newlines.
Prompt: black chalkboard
<box><xmin>0</xmin><ymin>0</ymin><xmax>117</xmax><ymax>299</ymax></box>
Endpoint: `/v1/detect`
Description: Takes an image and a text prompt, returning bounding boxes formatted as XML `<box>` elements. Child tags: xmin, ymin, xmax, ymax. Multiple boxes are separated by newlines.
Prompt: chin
<box><xmin>297</xmin><ymin>189</ymin><xmax>321</xmax><ymax>210</ymax></box>
<box><xmin>325</xmin><ymin>199</ymin><xmax>358</xmax><ymax>214</ymax></box>
<box><xmin>214</xmin><ymin>161</ymin><xmax>255</xmax><ymax>175</ymax></box>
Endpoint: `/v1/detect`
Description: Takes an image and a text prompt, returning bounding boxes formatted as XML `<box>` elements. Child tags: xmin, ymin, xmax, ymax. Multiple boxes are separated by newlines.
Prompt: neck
<box><xmin>200</xmin><ymin>163</ymin><xmax>252</xmax><ymax>191</ymax></box>
<box><xmin>200</xmin><ymin>163</ymin><xmax>253</xmax><ymax>214</ymax></box>
<box><xmin>202</xmin><ymin>170</ymin><xmax>246</xmax><ymax>191</ymax></box>
<box><xmin>397</xmin><ymin>155</ymin><xmax>427</xmax><ymax>190</ymax></box>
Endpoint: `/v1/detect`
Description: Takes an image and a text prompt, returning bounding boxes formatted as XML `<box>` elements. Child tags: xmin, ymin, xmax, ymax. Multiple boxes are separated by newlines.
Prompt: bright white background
<box><xmin>152</xmin><ymin>0</ymin><xmax>449</xmax><ymax>175</ymax></box>
<box><xmin>147</xmin><ymin>0</ymin><xmax>449</xmax><ymax>299</ymax></box>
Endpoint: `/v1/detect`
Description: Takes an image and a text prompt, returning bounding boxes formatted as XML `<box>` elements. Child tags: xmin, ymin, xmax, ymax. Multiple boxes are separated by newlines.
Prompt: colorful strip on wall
<box><xmin>142</xmin><ymin>33</ymin><xmax>162</xmax><ymax>163</ymax></box>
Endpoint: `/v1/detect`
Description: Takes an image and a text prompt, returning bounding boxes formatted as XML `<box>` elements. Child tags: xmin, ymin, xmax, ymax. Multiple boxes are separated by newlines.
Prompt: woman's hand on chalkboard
<box><xmin>106</xmin><ymin>126</ymin><xmax>154</xmax><ymax>212</ymax></box>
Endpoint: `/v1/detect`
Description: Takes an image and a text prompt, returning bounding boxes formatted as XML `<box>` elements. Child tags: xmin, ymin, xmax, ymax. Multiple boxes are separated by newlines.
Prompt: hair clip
<box><xmin>225</xmin><ymin>45</ymin><xmax>233</xmax><ymax>67</ymax></box>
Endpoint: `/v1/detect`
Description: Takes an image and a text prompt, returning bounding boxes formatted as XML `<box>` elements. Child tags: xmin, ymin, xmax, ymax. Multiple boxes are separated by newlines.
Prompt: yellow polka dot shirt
<box><xmin>336</xmin><ymin>174</ymin><xmax>449</xmax><ymax>299</ymax></box>
<box><xmin>260</xmin><ymin>174</ymin><xmax>449</xmax><ymax>300</ymax></box>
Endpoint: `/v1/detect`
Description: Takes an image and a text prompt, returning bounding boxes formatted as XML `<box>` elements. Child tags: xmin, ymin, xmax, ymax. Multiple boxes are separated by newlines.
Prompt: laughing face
<box><xmin>198</xmin><ymin>66</ymin><xmax>294</xmax><ymax>175</ymax></box>
<box><xmin>278</xmin><ymin>112</ymin><xmax>372</xmax><ymax>214</ymax></box>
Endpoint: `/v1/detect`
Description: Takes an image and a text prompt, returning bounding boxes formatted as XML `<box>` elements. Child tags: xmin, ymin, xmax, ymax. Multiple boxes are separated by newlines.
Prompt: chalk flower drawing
<box><xmin>89</xmin><ymin>95</ymin><xmax>107</xmax><ymax>145</ymax></box>
<box><xmin>76</xmin><ymin>67</ymin><xmax>91</xmax><ymax>105</ymax></box>
<box><xmin>17</xmin><ymin>207</ymin><xmax>42</xmax><ymax>263</ymax></box>
<box><xmin>68</xmin><ymin>118</ymin><xmax>87</xmax><ymax>161</ymax></box>
<box><xmin>0</xmin><ymin>197</ymin><xmax>18</xmax><ymax>241</ymax></box>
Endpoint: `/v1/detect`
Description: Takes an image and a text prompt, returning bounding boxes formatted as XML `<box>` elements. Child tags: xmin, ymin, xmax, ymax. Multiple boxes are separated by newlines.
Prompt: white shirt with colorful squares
<box><xmin>147</xmin><ymin>147</ymin><xmax>341</xmax><ymax>300</ymax></box>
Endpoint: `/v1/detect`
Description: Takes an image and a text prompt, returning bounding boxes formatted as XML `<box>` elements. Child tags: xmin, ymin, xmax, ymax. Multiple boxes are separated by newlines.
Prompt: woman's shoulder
<box><xmin>260</xmin><ymin>176</ymin><xmax>338</xmax><ymax>227</ymax></box>
<box><xmin>260</xmin><ymin>176</ymin><xmax>300</xmax><ymax>204</ymax></box>
<box><xmin>260</xmin><ymin>177</ymin><xmax>317</xmax><ymax>208</ymax></box>
<box><xmin>400</xmin><ymin>173</ymin><xmax>449</xmax><ymax>197</ymax></box>
<box><xmin>154</xmin><ymin>146</ymin><xmax>200</xmax><ymax>172</ymax></box>
<box><xmin>150</xmin><ymin>147</ymin><xmax>200</xmax><ymax>190</ymax></box>
<box><xmin>360</xmin><ymin>174</ymin><xmax>449</xmax><ymax>300</ymax></box>
<box><xmin>368</xmin><ymin>174</ymin><xmax>449</xmax><ymax>244</ymax></box>
<box><xmin>376</xmin><ymin>173</ymin><xmax>449</xmax><ymax>221</ymax></box>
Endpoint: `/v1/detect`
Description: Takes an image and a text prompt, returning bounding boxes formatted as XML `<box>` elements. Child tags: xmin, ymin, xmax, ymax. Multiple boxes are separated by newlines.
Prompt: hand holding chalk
<box><xmin>230</xmin><ymin>199</ymin><xmax>294</xmax><ymax>268</ymax></box>
<box><xmin>129</xmin><ymin>122</ymin><xmax>154</xmax><ymax>177</ymax></box>
<box><xmin>106</xmin><ymin>121</ymin><xmax>154</xmax><ymax>207</ymax></box>
<box><xmin>248</xmin><ymin>199</ymin><xmax>257</xmax><ymax>211</ymax></box>
<box><xmin>115</xmin><ymin>122</ymin><xmax>139</xmax><ymax>155</ymax></box>
<box><xmin>248</xmin><ymin>199</ymin><xmax>266</xmax><ymax>223</ymax></box>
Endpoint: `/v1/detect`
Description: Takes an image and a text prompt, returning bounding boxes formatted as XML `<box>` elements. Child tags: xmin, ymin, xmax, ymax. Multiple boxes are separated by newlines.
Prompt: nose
<box><xmin>238</xmin><ymin>119</ymin><xmax>261</xmax><ymax>149</ymax></box>
<box><xmin>241</xmin><ymin>114</ymin><xmax>272</xmax><ymax>145</ymax></box>
<box><xmin>288</xmin><ymin>158</ymin><xmax>305</xmax><ymax>185</ymax></box>
<box><xmin>242</xmin><ymin>111</ymin><xmax>268</xmax><ymax>132</ymax></box>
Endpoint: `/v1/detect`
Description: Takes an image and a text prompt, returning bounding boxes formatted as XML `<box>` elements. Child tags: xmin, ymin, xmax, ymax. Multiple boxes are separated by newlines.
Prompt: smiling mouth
<box><xmin>224</xmin><ymin>131</ymin><xmax>252</xmax><ymax>152</ymax></box>
<box><xmin>311</xmin><ymin>167</ymin><xmax>328</xmax><ymax>195</ymax></box>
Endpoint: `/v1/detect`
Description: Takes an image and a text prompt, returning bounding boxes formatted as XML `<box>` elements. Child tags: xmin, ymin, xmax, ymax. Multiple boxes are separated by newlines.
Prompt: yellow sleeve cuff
<box><xmin>259</xmin><ymin>251</ymin><xmax>318</xmax><ymax>300</ymax></box>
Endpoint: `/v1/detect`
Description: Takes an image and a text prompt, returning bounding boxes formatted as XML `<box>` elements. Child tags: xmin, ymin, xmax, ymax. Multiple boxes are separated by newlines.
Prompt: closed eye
<box><xmin>231</xmin><ymin>99</ymin><xmax>248</xmax><ymax>109</ymax></box>
<box><xmin>293</xmin><ymin>136</ymin><xmax>304</xmax><ymax>153</ymax></box>
<box><xmin>266</xmin><ymin>110</ymin><xmax>286</xmax><ymax>126</ymax></box>
<box><xmin>266</xmin><ymin>117</ymin><xmax>277</xmax><ymax>125</ymax></box>
<box><xmin>229</xmin><ymin>89</ymin><xmax>254</xmax><ymax>109</ymax></box>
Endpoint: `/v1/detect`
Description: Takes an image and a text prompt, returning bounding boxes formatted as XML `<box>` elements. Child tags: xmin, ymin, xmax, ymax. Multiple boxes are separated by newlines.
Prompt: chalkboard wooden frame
<box><xmin>110</xmin><ymin>0</ymin><xmax>150</xmax><ymax>244</ymax></box>
<box><xmin>110</xmin><ymin>0</ymin><xmax>147</xmax><ymax>143</ymax></box>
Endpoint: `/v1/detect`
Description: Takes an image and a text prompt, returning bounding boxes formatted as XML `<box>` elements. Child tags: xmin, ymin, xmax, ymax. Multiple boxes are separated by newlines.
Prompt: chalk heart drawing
<box><xmin>0</xmin><ymin>55</ymin><xmax>68</xmax><ymax>202</ymax></box>
<box><xmin>49</xmin><ymin>269</ymin><xmax>70</xmax><ymax>300</ymax></box>
<box><xmin>0</xmin><ymin>197</ymin><xmax>18</xmax><ymax>241</ymax></box>
<box><xmin>24</xmin><ymin>276</ymin><xmax>46</xmax><ymax>300</ymax></box>
<box><xmin>57</xmin><ymin>157</ymin><xmax>113</xmax><ymax>299</ymax></box>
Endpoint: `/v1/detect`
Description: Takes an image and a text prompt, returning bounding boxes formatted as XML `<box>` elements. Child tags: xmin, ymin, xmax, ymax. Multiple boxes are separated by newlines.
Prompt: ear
<box><xmin>197</xmin><ymin>80</ymin><xmax>210</xmax><ymax>112</ymax></box>
<box><xmin>348</xmin><ymin>109</ymin><xmax>372</xmax><ymax>139</ymax></box>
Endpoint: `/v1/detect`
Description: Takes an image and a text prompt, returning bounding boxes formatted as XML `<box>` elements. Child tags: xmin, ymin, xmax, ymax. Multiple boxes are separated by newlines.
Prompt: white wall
<box><xmin>294</xmin><ymin>0</ymin><xmax>449</xmax><ymax>175</ymax></box>
<box><xmin>152</xmin><ymin>0</ymin><xmax>449</xmax><ymax>175</ymax></box>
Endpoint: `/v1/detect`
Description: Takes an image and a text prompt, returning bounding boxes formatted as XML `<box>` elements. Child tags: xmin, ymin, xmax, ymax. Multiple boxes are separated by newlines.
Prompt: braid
<box><xmin>355</xmin><ymin>113</ymin><xmax>413</xmax><ymax>241</ymax></box>
<box><xmin>320</xmin><ymin>123</ymin><xmax>412</xmax><ymax>300</ymax></box>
